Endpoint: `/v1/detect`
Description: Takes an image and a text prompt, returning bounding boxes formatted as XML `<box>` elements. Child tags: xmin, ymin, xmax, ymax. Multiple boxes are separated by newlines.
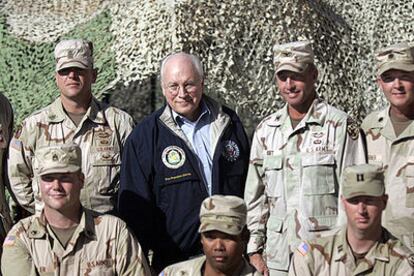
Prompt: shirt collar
<box><xmin>28</xmin><ymin>208</ymin><xmax>96</xmax><ymax>240</ymax></box>
<box><xmin>47</xmin><ymin>97</ymin><xmax>106</xmax><ymax>125</ymax></box>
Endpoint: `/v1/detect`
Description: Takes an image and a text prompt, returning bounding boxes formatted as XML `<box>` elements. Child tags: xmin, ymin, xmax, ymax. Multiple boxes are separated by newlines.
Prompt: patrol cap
<box><xmin>199</xmin><ymin>195</ymin><xmax>247</xmax><ymax>236</ymax></box>
<box><xmin>34</xmin><ymin>144</ymin><xmax>82</xmax><ymax>176</ymax></box>
<box><xmin>273</xmin><ymin>40</ymin><xmax>314</xmax><ymax>74</ymax></box>
<box><xmin>342</xmin><ymin>164</ymin><xmax>385</xmax><ymax>199</ymax></box>
<box><xmin>376</xmin><ymin>42</ymin><xmax>414</xmax><ymax>76</ymax></box>
<box><xmin>54</xmin><ymin>39</ymin><xmax>94</xmax><ymax>72</ymax></box>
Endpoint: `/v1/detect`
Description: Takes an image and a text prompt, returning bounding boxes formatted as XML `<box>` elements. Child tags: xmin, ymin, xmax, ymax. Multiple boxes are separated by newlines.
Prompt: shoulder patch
<box><xmin>297</xmin><ymin>241</ymin><xmax>310</xmax><ymax>256</ymax></box>
<box><xmin>347</xmin><ymin>117</ymin><xmax>359</xmax><ymax>140</ymax></box>
<box><xmin>3</xmin><ymin>235</ymin><xmax>16</xmax><ymax>247</ymax></box>
<box><xmin>408</xmin><ymin>254</ymin><xmax>414</xmax><ymax>267</ymax></box>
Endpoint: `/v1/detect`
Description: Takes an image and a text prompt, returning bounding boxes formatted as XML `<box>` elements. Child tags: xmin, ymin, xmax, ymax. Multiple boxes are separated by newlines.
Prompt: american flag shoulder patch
<box><xmin>297</xmin><ymin>241</ymin><xmax>310</xmax><ymax>256</ymax></box>
<box><xmin>3</xmin><ymin>235</ymin><xmax>16</xmax><ymax>247</ymax></box>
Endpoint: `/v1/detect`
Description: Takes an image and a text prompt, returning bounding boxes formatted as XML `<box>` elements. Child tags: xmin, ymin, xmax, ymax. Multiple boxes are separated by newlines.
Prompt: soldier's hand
<box><xmin>249</xmin><ymin>253</ymin><xmax>269</xmax><ymax>276</ymax></box>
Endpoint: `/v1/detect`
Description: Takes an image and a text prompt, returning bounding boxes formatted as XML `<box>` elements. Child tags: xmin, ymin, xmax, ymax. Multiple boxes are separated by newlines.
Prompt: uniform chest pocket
<box><xmin>301</xmin><ymin>154</ymin><xmax>336</xmax><ymax>195</ymax></box>
<box><xmin>404</xmin><ymin>159</ymin><xmax>414</xmax><ymax>208</ymax></box>
<box><xmin>263</xmin><ymin>155</ymin><xmax>284</xmax><ymax>197</ymax></box>
<box><xmin>91</xmin><ymin>150</ymin><xmax>121</xmax><ymax>195</ymax></box>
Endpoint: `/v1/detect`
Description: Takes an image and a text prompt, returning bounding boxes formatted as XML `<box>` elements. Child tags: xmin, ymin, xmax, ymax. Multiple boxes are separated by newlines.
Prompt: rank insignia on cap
<box><xmin>222</xmin><ymin>140</ymin><xmax>240</xmax><ymax>162</ymax></box>
<box><xmin>356</xmin><ymin>173</ymin><xmax>364</xmax><ymax>182</ymax></box>
<box><xmin>297</xmin><ymin>241</ymin><xmax>310</xmax><ymax>256</ymax></box>
<box><xmin>52</xmin><ymin>153</ymin><xmax>58</xmax><ymax>161</ymax></box>
<box><xmin>162</xmin><ymin>146</ymin><xmax>186</xmax><ymax>169</ymax></box>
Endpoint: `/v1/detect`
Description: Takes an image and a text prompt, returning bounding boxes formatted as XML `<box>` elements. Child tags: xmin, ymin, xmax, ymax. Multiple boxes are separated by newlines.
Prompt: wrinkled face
<box><xmin>342</xmin><ymin>195</ymin><xmax>387</xmax><ymax>233</ymax></box>
<box><xmin>55</xmin><ymin>67</ymin><xmax>96</xmax><ymax>100</ymax></box>
<box><xmin>276</xmin><ymin>67</ymin><xmax>317</xmax><ymax>111</ymax></box>
<box><xmin>201</xmin><ymin>230</ymin><xmax>244</xmax><ymax>274</ymax></box>
<box><xmin>377</xmin><ymin>69</ymin><xmax>414</xmax><ymax>114</ymax></box>
<box><xmin>161</xmin><ymin>55</ymin><xmax>203</xmax><ymax>121</ymax></box>
<box><xmin>40</xmin><ymin>172</ymin><xmax>84</xmax><ymax>211</ymax></box>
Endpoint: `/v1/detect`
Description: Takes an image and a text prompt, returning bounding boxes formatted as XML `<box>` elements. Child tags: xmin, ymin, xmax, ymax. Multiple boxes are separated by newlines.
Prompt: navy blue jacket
<box><xmin>118</xmin><ymin>97</ymin><xmax>249</xmax><ymax>270</ymax></box>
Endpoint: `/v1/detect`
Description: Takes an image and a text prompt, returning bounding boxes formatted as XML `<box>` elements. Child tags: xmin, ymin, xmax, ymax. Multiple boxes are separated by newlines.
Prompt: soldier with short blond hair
<box><xmin>362</xmin><ymin>42</ymin><xmax>414</xmax><ymax>251</ymax></box>
<box><xmin>1</xmin><ymin>144</ymin><xmax>151</xmax><ymax>275</ymax></box>
<box><xmin>8</xmin><ymin>39</ymin><xmax>134</xmax><ymax>215</ymax></box>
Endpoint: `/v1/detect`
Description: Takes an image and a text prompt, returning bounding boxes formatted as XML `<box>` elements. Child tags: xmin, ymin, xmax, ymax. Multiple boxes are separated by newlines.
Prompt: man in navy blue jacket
<box><xmin>118</xmin><ymin>52</ymin><xmax>250</xmax><ymax>272</ymax></box>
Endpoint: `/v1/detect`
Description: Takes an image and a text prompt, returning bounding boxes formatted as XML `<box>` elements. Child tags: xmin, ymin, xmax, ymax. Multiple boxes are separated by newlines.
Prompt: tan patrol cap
<box><xmin>54</xmin><ymin>39</ymin><xmax>94</xmax><ymax>72</ymax></box>
<box><xmin>199</xmin><ymin>195</ymin><xmax>246</xmax><ymax>236</ymax></box>
<box><xmin>273</xmin><ymin>40</ymin><xmax>314</xmax><ymax>74</ymax></box>
<box><xmin>342</xmin><ymin>164</ymin><xmax>385</xmax><ymax>199</ymax></box>
<box><xmin>34</xmin><ymin>144</ymin><xmax>82</xmax><ymax>176</ymax></box>
<box><xmin>376</xmin><ymin>42</ymin><xmax>414</xmax><ymax>76</ymax></box>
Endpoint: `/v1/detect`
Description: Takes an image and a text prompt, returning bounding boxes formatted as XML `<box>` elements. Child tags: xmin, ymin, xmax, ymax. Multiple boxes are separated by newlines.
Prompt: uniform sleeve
<box><xmin>8</xmin><ymin>120</ymin><xmax>36</xmax><ymax>214</ymax></box>
<box><xmin>336</xmin><ymin>118</ymin><xmax>367</xmax><ymax>226</ymax></box>
<box><xmin>118</xmin><ymin>127</ymin><xmax>156</xmax><ymax>255</ymax></box>
<box><xmin>244</xmin><ymin>129</ymin><xmax>268</xmax><ymax>254</ymax></box>
<box><xmin>116</xmin><ymin>222</ymin><xmax>152</xmax><ymax>276</ymax></box>
<box><xmin>1</xmin><ymin>227</ymin><xmax>36</xmax><ymax>276</ymax></box>
<box><xmin>288</xmin><ymin>243</ymin><xmax>315</xmax><ymax>276</ymax></box>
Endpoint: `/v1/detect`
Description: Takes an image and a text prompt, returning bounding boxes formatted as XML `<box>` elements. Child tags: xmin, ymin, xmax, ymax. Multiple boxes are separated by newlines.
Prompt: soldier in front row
<box><xmin>160</xmin><ymin>195</ymin><xmax>262</xmax><ymax>275</ymax></box>
<box><xmin>244</xmin><ymin>40</ymin><xmax>366</xmax><ymax>275</ymax></box>
<box><xmin>289</xmin><ymin>164</ymin><xmax>414</xmax><ymax>275</ymax></box>
<box><xmin>362</xmin><ymin>42</ymin><xmax>414</xmax><ymax>251</ymax></box>
<box><xmin>1</xmin><ymin>144</ymin><xmax>150</xmax><ymax>275</ymax></box>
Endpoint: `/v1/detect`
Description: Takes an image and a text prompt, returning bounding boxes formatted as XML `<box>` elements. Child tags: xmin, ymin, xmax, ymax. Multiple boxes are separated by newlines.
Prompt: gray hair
<box><xmin>160</xmin><ymin>52</ymin><xmax>204</xmax><ymax>84</ymax></box>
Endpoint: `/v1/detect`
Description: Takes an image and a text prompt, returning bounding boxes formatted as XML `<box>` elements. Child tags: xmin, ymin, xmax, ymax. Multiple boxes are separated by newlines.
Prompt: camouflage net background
<box><xmin>1</xmin><ymin>0</ymin><xmax>413</xmax><ymax>134</ymax></box>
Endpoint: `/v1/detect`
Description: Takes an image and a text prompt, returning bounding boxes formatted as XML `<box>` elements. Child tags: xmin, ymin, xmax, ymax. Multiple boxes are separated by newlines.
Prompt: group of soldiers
<box><xmin>0</xmin><ymin>37</ymin><xmax>413</xmax><ymax>275</ymax></box>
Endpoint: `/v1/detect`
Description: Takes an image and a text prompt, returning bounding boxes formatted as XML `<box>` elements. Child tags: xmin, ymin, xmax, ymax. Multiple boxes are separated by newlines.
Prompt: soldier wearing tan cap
<box><xmin>289</xmin><ymin>164</ymin><xmax>414</xmax><ymax>276</ymax></box>
<box><xmin>8</xmin><ymin>39</ymin><xmax>134</xmax><ymax>215</ymax></box>
<box><xmin>244</xmin><ymin>41</ymin><xmax>366</xmax><ymax>275</ymax></box>
<box><xmin>1</xmin><ymin>144</ymin><xmax>150</xmax><ymax>275</ymax></box>
<box><xmin>0</xmin><ymin>93</ymin><xmax>13</xmax><ymax>256</ymax></box>
<box><xmin>160</xmin><ymin>195</ymin><xmax>261</xmax><ymax>276</ymax></box>
<box><xmin>362</xmin><ymin>42</ymin><xmax>414</xmax><ymax>251</ymax></box>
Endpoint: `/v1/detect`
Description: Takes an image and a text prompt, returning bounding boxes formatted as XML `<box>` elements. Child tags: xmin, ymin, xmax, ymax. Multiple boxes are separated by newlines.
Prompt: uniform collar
<box><xmin>28</xmin><ymin>207</ymin><xmax>96</xmax><ymax>240</ymax></box>
<box><xmin>333</xmin><ymin>227</ymin><xmax>391</xmax><ymax>273</ymax></box>
<box><xmin>47</xmin><ymin>97</ymin><xmax>107</xmax><ymax>125</ymax></box>
<box><xmin>267</xmin><ymin>97</ymin><xmax>326</xmax><ymax>128</ymax></box>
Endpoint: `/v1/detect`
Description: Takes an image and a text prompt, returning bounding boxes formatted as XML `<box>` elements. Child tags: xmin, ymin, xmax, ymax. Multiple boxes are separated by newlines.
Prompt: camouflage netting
<box><xmin>1</xmin><ymin>0</ymin><xmax>413</xmax><ymax>134</ymax></box>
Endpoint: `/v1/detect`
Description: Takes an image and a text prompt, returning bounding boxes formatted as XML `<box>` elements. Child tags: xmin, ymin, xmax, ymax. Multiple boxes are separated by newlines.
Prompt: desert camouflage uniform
<box><xmin>0</xmin><ymin>93</ymin><xmax>13</xmax><ymax>244</ymax></box>
<box><xmin>1</xmin><ymin>208</ymin><xmax>151</xmax><ymax>275</ymax></box>
<box><xmin>362</xmin><ymin>107</ymin><xmax>414</xmax><ymax>251</ymax></box>
<box><xmin>8</xmin><ymin>97</ymin><xmax>134</xmax><ymax>214</ymax></box>
<box><xmin>289</xmin><ymin>227</ymin><xmax>414</xmax><ymax>276</ymax></box>
<box><xmin>244</xmin><ymin>98</ymin><xmax>366</xmax><ymax>273</ymax></box>
<box><xmin>161</xmin><ymin>256</ymin><xmax>262</xmax><ymax>275</ymax></box>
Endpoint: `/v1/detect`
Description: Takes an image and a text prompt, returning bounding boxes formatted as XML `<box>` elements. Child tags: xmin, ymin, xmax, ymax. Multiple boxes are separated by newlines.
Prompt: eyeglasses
<box><xmin>165</xmin><ymin>82</ymin><xmax>200</xmax><ymax>95</ymax></box>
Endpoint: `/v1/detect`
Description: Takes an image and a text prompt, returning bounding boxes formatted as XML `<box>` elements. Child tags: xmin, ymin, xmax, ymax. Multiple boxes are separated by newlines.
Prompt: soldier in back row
<box><xmin>362</xmin><ymin>42</ymin><xmax>414</xmax><ymax>252</ymax></box>
<box><xmin>244</xmin><ymin>40</ymin><xmax>367</xmax><ymax>275</ymax></box>
<box><xmin>8</xmin><ymin>39</ymin><xmax>134</xmax><ymax>215</ymax></box>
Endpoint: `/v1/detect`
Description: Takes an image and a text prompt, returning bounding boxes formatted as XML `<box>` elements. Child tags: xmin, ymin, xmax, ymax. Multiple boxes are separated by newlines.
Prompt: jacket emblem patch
<box><xmin>222</xmin><ymin>140</ymin><xmax>240</xmax><ymax>162</ymax></box>
<box><xmin>162</xmin><ymin>146</ymin><xmax>186</xmax><ymax>169</ymax></box>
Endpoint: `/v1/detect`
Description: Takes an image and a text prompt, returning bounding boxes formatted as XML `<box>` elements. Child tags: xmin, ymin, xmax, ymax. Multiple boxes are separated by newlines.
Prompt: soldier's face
<box><xmin>40</xmin><ymin>172</ymin><xmax>84</xmax><ymax>211</ymax></box>
<box><xmin>276</xmin><ymin>67</ymin><xmax>317</xmax><ymax>112</ymax></box>
<box><xmin>377</xmin><ymin>69</ymin><xmax>414</xmax><ymax>115</ymax></box>
<box><xmin>342</xmin><ymin>195</ymin><xmax>387</xmax><ymax>232</ymax></box>
<box><xmin>162</xmin><ymin>55</ymin><xmax>203</xmax><ymax>122</ymax></box>
<box><xmin>55</xmin><ymin>67</ymin><xmax>96</xmax><ymax>100</ymax></box>
<box><xmin>201</xmin><ymin>230</ymin><xmax>244</xmax><ymax>274</ymax></box>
